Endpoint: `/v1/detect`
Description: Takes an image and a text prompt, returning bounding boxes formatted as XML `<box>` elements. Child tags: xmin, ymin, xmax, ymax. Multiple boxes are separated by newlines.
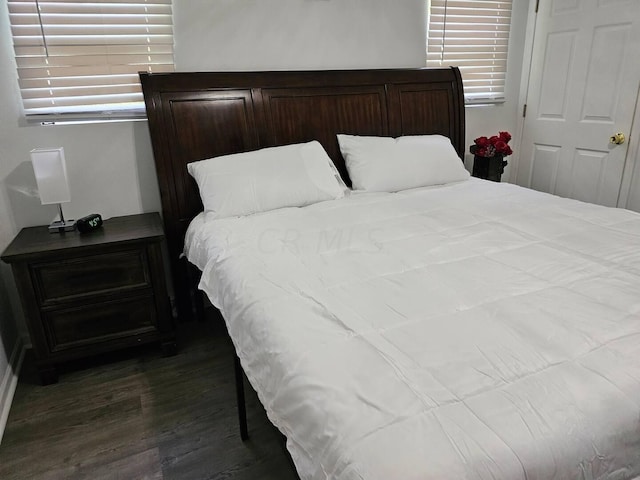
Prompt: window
<box><xmin>7</xmin><ymin>0</ymin><xmax>174</xmax><ymax>120</ymax></box>
<box><xmin>427</xmin><ymin>0</ymin><xmax>512</xmax><ymax>104</ymax></box>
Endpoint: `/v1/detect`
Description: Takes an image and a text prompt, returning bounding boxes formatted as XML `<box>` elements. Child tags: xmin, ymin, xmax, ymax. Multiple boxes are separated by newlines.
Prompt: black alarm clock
<box><xmin>76</xmin><ymin>213</ymin><xmax>103</xmax><ymax>233</ymax></box>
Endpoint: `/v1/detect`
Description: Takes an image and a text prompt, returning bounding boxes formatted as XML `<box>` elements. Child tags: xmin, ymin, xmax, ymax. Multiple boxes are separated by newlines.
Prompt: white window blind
<box><xmin>8</xmin><ymin>0</ymin><xmax>174</xmax><ymax>118</ymax></box>
<box><xmin>427</xmin><ymin>0</ymin><xmax>512</xmax><ymax>104</ymax></box>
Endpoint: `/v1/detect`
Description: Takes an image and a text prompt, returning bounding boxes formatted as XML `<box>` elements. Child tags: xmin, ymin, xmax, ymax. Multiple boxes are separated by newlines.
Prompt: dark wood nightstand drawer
<box><xmin>33</xmin><ymin>249</ymin><xmax>150</xmax><ymax>305</ymax></box>
<box><xmin>43</xmin><ymin>295</ymin><xmax>157</xmax><ymax>352</ymax></box>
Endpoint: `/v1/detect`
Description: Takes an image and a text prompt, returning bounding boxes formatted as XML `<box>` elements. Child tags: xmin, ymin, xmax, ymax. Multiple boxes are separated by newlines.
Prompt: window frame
<box><xmin>7</xmin><ymin>0</ymin><xmax>175</xmax><ymax>124</ymax></box>
<box><xmin>426</xmin><ymin>0</ymin><xmax>513</xmax><ymax>105</ymax></box>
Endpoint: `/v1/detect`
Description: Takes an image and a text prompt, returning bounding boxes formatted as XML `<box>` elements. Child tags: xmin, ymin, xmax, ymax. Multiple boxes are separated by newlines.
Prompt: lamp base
<box><xmin>48</xmin><ymin>220</ymin><xmax>76</xmax><ymax>233</ymax></box>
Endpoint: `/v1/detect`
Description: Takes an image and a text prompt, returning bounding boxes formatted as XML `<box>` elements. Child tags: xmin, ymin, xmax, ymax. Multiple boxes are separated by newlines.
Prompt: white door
<box><xmin>516</xmin><ymin>0</ymin><xmax>640</xmax><ymax>208</ymax></box>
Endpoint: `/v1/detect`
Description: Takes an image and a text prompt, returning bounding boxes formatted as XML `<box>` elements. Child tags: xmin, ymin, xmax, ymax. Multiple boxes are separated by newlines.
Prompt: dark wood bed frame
<box><xmin>140</xmin><ymin>67</ymin><xmax>466</xmax><ymax>324</ymax></box>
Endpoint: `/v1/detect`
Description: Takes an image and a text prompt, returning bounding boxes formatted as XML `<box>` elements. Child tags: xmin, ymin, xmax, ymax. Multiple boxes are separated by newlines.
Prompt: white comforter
<box><xmin>185</xmin><ymin>179</ymin><xmax>640</xmax><ymax>480</ymax></box>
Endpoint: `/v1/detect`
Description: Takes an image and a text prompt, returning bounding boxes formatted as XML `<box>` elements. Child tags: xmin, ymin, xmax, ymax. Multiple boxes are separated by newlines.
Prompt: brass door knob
<box><xmin>610</xmin><ymin>132</ymin><xmax>625</xmax><ymax>145</ymax></box>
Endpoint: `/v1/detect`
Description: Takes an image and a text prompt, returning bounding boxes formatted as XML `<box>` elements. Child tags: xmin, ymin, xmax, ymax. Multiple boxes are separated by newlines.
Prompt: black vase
<box><xmin>472</xmin><ymin>155</ymin><xmax>508</xmax><ymax>182</ymax></box>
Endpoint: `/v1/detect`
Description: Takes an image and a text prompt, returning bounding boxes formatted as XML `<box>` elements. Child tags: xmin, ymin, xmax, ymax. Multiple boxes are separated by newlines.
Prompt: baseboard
<box><xmin>0</xmin><ymin>337</ymin><xmax>25</xmax><ymax>444</ymax></box>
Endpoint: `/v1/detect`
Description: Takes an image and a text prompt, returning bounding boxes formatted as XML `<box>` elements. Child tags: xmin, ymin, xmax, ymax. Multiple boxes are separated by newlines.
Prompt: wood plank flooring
<box><xmin>0</xmin><ymin>313</ymin><xmax>299</xmax><ymax>480</ymax></box>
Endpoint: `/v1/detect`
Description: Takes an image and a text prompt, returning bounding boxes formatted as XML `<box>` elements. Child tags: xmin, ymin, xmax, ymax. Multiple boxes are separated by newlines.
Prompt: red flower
<box><xmin>499</xmin><ymin>131</ymin><xmax>512</xmax><ymax>142</ymax></box>
<box><xmin>474</xmin><ymin>136</ymin><xmax>490</xmax><ymax>147</ymax></box>
<box><xmin>494</xmin><ymin>140</ymin><xmax>508</xmax><ymax>153</ymax></box>
<box><xmin>471</xmin><ymin>131</ymin><xmax>513</xmax><ymax>158</ymax></box>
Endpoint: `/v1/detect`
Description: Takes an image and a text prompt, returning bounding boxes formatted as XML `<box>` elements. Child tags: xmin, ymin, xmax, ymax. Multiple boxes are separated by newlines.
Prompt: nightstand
<box><xmin>471</xmin><ymin>155</ymin><xmax>508</xmax><ymax>182</ymax></box>
<box><xmin>1</xmin><ymin>212</ymin><xmax>176</xmax><ymax>385</ymax></box>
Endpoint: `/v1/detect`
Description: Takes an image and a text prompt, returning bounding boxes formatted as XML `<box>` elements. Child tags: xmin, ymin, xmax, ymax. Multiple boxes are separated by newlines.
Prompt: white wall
<box><xmin>0</xmin><ymin>0</ymin><xmax>530</xmax><ymax>429</ymax></box>
<box><xmin>175</xmin><ymin>0</ymin><xmax>427</xmax><ymax>71</ymax></box>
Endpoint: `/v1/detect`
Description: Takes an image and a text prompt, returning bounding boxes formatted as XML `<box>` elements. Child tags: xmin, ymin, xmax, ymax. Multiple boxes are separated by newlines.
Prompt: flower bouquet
<box><xmin>470</xmin><ymin>131</ymin><xmax>513</xmax><ymax>182</ymax></box>
<box><xmin>470</xmin><ymin>131</ymin><xmax>513</xmax><ymax>158</ymax></box>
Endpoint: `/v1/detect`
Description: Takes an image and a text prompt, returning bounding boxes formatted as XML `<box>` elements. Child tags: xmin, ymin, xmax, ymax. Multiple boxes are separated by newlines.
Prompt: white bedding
<box><xmin>185</xmin><ymin>178</ymin><xmax>640</xmax><ymax>480</ymax></box>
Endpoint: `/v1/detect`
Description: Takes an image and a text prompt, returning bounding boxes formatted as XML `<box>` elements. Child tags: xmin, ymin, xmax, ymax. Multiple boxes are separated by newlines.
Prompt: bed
<box><xmin>141</xmin><ymin>68</ymin><xmax>640</xmax><ymax>479</ymax></box>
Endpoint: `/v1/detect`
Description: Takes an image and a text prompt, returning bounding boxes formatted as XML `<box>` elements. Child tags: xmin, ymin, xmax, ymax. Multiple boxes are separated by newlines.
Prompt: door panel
<box><xmin>517</xmin><ymin>0</ymin><xmax>640</xmax><ymax>208</ymax></box>
<box><xmin>538</xmin><ymin>32</ymin><xmax>575</xmax><ymax>120</ymax></box>
<box><xmin>530</xmin><ymin>144</ymin><xmax>561</xmax><ymax>193</ymax></box>
<box><xmin>570</xmin><ymin>149</ymin><xmax>607</xmax><ymax>203</ymax></box>
<box><xmin>581</xmin><ymin>24</ymin><xmax>630</xmax><ymax>123</ymax></box>
<box><xmin>552</xmin><ymin>0</ymin><xmax>579</xmax><ymax>15</ymax></box>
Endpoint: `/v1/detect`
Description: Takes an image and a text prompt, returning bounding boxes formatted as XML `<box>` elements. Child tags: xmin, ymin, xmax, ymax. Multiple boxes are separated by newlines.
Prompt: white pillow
<box><xmin>337</xmin><ymin>134</ymin><xmax>470</xmax><ymax>192</ymax></box>
<box><xmin>187</xmin><ymin>141</ymin><xmax>346</xmax><ymax>218</ymax></box>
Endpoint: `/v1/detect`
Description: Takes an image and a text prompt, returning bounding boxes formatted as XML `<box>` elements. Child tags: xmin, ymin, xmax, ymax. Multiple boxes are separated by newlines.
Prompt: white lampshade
<box><xmin>30</xmin><ymin>147</ymin><xmax>71</xmax><ymax>205</ymax></box>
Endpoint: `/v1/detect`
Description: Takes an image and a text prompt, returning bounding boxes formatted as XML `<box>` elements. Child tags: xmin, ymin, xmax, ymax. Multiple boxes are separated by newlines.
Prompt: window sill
<box><xmin>464</xmin><ymin>100</ymin><xmax>506</xmax><ymax>108</ymax></box>
<box><xmin>21</xmin><ymin>111</ymin><xmax>147</xmax><ymax>127</ymax></box>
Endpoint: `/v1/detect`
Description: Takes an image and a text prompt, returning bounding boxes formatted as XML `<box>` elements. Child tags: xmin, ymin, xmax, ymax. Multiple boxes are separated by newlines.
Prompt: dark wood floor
<box><xmin>0</xmin><ymin>312</ymin><xmax>300</xmax><ymax>480</ymax></box>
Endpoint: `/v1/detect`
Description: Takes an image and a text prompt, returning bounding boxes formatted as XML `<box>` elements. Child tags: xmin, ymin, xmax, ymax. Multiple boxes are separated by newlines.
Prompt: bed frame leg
<box><xmin>234</xmin><ymin>353</ymin><xmax>249</xmax><ymax>441</ymax></box>
<box><xmin>186</xmin><ymin>261</ymin><xmax>205</xmax><ymax>322</ymax></box>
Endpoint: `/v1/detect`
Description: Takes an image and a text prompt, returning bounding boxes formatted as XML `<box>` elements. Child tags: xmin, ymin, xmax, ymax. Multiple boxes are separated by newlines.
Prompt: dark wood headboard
<box><xmin>141</xmin><ymin>67</ymin><xmax>465</xmax><ymax>320</ymax></box>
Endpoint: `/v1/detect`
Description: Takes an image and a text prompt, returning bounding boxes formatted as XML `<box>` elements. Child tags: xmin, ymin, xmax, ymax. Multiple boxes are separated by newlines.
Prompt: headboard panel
<box><xmin>163</xmin><ymin>90</ymin><xmax>259</xmax><ymax>218</ymax></box>
<box><xmin>260</xmin><ymin>85</ymin><xmax>389</xmax><ymax>183</ymax></box>
<box><xmin>390</xmin><ymin>83</ymin><xmax>460</xmax><ymax>138</ymax></box>
<box><xmin>141</xmin><ymin>67</ymin><xmax>465</xmax><ymax>320</ymax></box>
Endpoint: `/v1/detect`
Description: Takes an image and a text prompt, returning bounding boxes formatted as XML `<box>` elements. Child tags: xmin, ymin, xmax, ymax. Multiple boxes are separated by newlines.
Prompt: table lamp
<box><xmin>30</xmin><ymin>147</ymin><xmax>75</xmax><ymax>233</ymax></box>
